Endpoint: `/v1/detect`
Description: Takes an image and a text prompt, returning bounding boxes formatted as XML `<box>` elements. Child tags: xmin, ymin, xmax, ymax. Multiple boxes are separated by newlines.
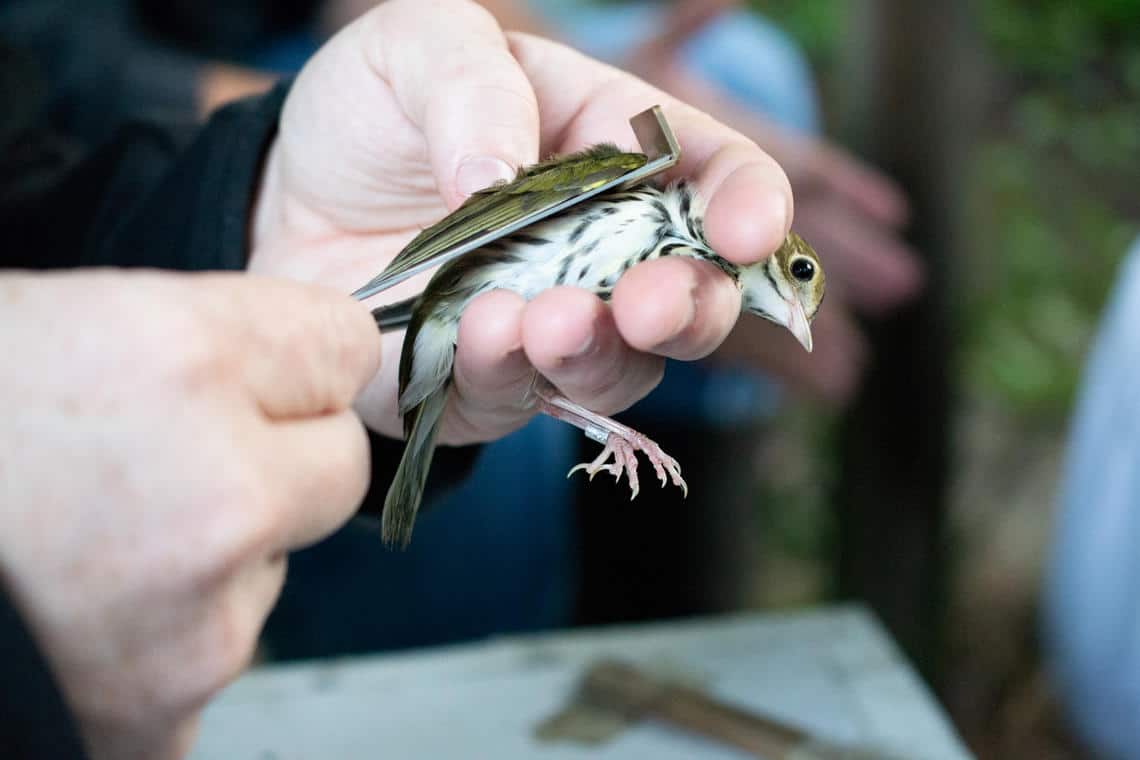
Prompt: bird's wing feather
<box><xmin>353</xmin><ymin>145</ymin><xmax>647</xmax><ymax>296</ymax></box>
<box><xmin>372</xmin><ymin>295</ymin><xmax>418</xmax><ymax>333</ymax></box>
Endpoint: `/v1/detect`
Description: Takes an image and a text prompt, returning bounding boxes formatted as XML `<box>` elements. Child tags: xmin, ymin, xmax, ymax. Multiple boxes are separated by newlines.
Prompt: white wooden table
<box><xmin>191</xmin><ymin>605</ymin><xmax>972</xmax><ymax>759</ymax></box>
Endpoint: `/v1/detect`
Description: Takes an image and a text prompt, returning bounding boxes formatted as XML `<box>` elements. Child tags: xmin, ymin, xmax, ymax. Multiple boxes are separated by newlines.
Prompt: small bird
<box><xmin>361</xmin><ymin>144</ymin><xmax>825</xmax><ymax>547</ymax></box>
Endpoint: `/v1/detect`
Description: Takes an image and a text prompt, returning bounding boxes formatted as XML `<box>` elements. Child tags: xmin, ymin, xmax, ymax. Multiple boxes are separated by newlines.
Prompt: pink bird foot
<box><xmin>532</xmin><ymin>380</ymin><xmax>688</xmax><ymax>500</ymax></box>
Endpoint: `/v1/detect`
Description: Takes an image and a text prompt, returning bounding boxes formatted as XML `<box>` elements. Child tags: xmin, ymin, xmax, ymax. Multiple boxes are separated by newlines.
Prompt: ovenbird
<box><xmin>356</xmin><ymin>144</ymin><xmax>825</xmax><ymax>547</ymax></box>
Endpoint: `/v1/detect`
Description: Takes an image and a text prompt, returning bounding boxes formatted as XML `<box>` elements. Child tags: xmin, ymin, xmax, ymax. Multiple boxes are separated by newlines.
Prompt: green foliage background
<box><xmin>757</xmin><ymin>0</ymin><xmax>1140</xmax><ymax>421</ymax></box>
<box><xmin>733</xmin><ymin>0</ymin><xmax>1140</xmax><ymax>613</ymax></box>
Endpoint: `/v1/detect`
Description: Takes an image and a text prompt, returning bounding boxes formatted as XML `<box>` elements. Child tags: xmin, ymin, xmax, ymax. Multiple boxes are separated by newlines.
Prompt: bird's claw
<box><xmin>566</xmin><ymin>431</ymin><xmax>687</xmax><ymax>500</ymax></box>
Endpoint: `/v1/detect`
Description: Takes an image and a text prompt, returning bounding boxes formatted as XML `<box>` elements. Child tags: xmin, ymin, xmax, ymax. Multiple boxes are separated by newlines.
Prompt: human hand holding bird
<box><xmin>315</xmin><ymin>0</ymin><xmax>919</xmax><ymax>408</ymax></box>
<box><xmin>244</xmin><ymin>0</ymin><xmax>814</xmax><ymax>544</ymax></box>
<box><xmin>363</xmin><ymin>149</ymin><xmax>824</xmax><ymax>544</ymax></box>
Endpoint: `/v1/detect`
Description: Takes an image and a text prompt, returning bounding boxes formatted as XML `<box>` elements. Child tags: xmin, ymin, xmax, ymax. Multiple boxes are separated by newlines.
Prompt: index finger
<box><xmin>506</xmin><ymin>33</ymin><xmax>793</xmax><ymax>264</ymax></box>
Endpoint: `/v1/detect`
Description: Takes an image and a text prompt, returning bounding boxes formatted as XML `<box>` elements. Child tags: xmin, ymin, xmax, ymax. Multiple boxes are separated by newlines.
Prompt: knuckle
<box><xmin>94</xmin><ymin>275</ymin><xmax>246</xmax><ymax>395</ymax></box>
<box><xmin>441</xmin><ymin>392</ymin><xmax>526</xmax><ymax>445</ymax></box>
<box><xmin>438</xmin><ymin>66</ymin><xmax>535</xmax><ymax>119</ymax></box>
<box><xmin>309</xmin><ymin>421</ymin><xmax>362</xmax><ymax>496</ymax></box>
<box><xmin>149</xmin><ymin>307</ymin><xmax>237</xmax><ymax>394</ymax></box>
<box><xmin>569</xmin><ymin>361</ymin><xmax>629</xmax><ymax>412</ymax></box>
<box><xmin>580</xmin><ymin>355</ymin><xmax>664</xmax><ymax>416</ymax></box>
<box><xmin>178</xmin><ymin>603</ymin><xmax>262</xmax><ymax>708</ymax></box>
<box><xmin>269</xmin><ymin>300</ymin><xmax>366</xmax><ymax>415</ymax></box>
<box><xmin>325</xmin><ymin>303</ymin><xmax>377</xmax><ymax>404</ymax></box>
<box><xmin>327</xmin><ymin>416</ymin><xmax>374</xmax><ymax>510</ymax></box>
<box><xmin>581</xmin><ymin>366</ymin><xmax>626</xmax><ymax>403</ymax></box>
<box><xmin>193</xmin><ymin>472</ymin><xmax>277</xmax><ymax>583</ymax></box>
<box><xmin>210</xmin><ymin>605</ymin><xmax>260</xmax><ymax>684</ymax></box>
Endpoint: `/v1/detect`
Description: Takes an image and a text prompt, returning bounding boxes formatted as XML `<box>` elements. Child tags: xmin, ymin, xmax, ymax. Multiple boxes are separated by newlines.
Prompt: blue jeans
<box><xmin>1045</xmin><ymin>238</ymin><xmax>1140</xmax><ymax>758</ymax></box>
<box><xmin>261</xmin><ymin>5</ymin><xmax>819</xmax><ymax>657</ymax></box>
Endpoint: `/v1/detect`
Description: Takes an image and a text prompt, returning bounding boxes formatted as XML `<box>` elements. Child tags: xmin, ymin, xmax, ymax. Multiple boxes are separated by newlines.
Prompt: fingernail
<box><xmin>456</xmin><ymin>156</ymin><xmax>515</xmax><ymax>197</ymax></box>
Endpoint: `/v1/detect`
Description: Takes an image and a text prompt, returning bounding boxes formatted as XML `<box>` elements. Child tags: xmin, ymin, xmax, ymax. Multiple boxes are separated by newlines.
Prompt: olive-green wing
<box><xmin>350</xmin><ymin>144</ymin><xmax>647</xmax><ymax>299</ymax></box>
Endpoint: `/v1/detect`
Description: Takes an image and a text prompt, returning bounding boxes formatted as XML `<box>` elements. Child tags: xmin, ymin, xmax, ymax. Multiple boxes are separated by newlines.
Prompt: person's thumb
<box><xmin>367</xmin><ymin>0</ymin><xmax>540</xmax><ymax>208</ymax></box>
<box><xmin>200</xmin><ymin>274</ymin><xmax>381</xmax><ymax>419</ymax></box>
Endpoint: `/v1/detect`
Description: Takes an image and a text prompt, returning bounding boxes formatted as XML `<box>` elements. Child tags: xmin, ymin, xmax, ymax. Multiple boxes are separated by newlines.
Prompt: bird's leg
<box><xmin>529</xmin><ymin>378</ymin><xmax>687</xmax><ymax>500</ymax></box>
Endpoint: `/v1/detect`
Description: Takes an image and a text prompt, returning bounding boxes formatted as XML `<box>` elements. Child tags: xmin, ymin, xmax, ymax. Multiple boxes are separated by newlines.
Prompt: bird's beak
<box><xmin>786</xmin><ymin>298</ymin><xmax>813</xmax><ymax>353</ymax></box>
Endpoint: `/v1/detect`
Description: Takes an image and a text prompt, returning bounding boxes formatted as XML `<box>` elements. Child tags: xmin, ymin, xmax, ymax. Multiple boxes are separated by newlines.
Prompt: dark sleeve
<box><xmin>133</xmin><ymin>0</ymin><xmax>318</xmax><ymax>62</ymax></box>
<box><xmin>0</xmin><ymin>586</ymin><xmax>89</xmax><ymax>759</ymax></box>
<box><xmin>1</xmin><ymin>76</ymin><xmax>288</xmax><ymax>273</ymax></box>
<box><xmin>0</xmin><ymin>0</ymin><xmax>202</xmax><ymax>143</ymax></box>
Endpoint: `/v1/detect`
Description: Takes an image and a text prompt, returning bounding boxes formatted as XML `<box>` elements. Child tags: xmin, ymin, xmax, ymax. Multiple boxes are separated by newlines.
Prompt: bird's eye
<box><xmin>790</xmin><ymin>258</ymin><xmax>815</xmax><ymax>282</ymax></box>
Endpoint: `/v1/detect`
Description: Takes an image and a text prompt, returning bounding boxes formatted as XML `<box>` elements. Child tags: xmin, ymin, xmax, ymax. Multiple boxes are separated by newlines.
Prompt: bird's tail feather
<box><xmin>381</xmin><ymin>382</ymin><xmax>449</xmax><ymax>547</ymax></box>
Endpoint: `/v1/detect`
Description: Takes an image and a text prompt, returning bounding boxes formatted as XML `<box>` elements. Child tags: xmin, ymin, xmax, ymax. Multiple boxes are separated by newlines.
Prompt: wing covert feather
<box><xmin>353</xmin><ymin>145</ymin><xmax>647</xmax><ymax>296</ymax></box>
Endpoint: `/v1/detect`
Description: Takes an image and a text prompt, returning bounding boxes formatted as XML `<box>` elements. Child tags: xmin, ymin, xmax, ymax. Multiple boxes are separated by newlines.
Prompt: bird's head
<box><xmin>739</xmin><ymin>232</ymin><xmax>825</xmax><ymax>352</ymax></box>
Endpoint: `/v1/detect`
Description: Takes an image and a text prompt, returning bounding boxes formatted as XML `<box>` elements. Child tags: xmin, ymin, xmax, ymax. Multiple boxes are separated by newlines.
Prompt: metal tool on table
<box><xmin>536</xmin><ymin>659</ymin><xmax>913</xmax><ymax>759</ymax></box>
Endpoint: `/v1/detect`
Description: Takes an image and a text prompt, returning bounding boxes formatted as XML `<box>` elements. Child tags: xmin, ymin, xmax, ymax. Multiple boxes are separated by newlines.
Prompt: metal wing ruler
<box><xmin>351</xmin><ymin>106</ymin><xmax>681</xmax><ymax>301</ymax></box>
